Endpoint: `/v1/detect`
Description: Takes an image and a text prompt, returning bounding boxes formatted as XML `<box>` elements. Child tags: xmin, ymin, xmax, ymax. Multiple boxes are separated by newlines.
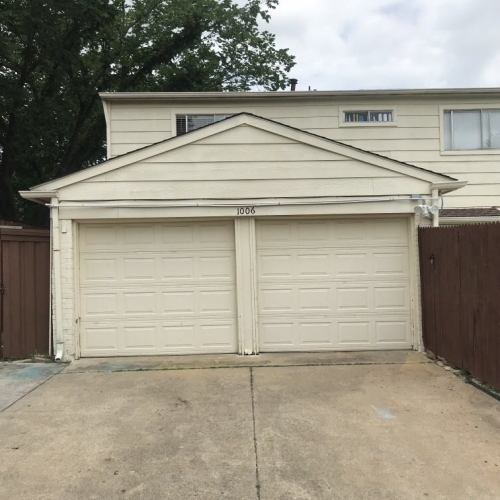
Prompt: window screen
<box><xmin>444</xmin><ymin>109</ymin><xmax>500</xmax><ymax>150</ymax></box>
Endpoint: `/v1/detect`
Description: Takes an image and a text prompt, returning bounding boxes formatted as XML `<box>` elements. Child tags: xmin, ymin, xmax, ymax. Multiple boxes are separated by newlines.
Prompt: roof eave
<box><xmin>431</xmin><ymin>181</ymin><xmax>468</xmax><ymax>194</ymax></box>
<box><xmin>19</xmin><ymin>190</ymin><xmax>56</xmax><ymax>205</ymax></box>
<box><xmin>99</xmin><ymin>87</ymin><xmax>500</xmax><ymax>102</ymax></box>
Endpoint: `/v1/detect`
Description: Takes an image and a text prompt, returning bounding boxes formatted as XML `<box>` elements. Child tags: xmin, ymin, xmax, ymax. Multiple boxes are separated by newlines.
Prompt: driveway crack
<box><xmin>250</xmin><ymin>367</ymin><xmax>261</xmax><ymax>500</ymax></box>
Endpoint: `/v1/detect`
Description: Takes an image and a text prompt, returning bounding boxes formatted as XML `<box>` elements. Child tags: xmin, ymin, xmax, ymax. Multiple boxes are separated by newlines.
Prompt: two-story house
<box><xmin>21</xmin><ymin>88</ymin><xmax>500</xmax><ymax>361</ymax></box>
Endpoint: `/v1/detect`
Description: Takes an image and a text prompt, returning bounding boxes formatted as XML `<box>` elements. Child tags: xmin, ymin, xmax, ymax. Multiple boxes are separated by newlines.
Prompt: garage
<box><xmin>257</xmin><ymin>217</ymin><xmax>411</xmax><ymax>351</ymax></box>
<box><xmin>79</xmin><ymin>220</ymin><xmax>237</xmax><ymax>356</ymax></box>
<box><xmin>21</xmin><ymin>112</ymin><xmax>463</xmax><ymax>360</ymax></box>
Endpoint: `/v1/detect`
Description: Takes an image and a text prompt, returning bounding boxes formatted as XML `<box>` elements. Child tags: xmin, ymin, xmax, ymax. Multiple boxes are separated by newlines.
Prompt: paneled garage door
<box><xmin>256</xmin><ymin>218</ymin><xmax>412</xmax><ymax>351</ymax></box>
<box><xmin>79</xmin><ymin>221</ymin><xmax>237</xmax><ymax>356</ymax></box>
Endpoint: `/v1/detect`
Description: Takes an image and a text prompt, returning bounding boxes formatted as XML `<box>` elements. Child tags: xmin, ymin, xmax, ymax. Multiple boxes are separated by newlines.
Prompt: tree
<box><xmin>0</xmin><ymin>0</ymin><xmax>295</xmax><ymax>225</ymax></box>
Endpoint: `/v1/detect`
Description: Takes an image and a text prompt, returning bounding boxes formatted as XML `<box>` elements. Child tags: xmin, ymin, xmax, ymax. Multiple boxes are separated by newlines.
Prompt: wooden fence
<box><xmin>0</xmin><ymin>228</ymin><xmax>50</xmax><ymax>358</ymax></box>
<box><xmin>419</xmin><ymin>223</ymin><xmax>500</xmax><ymax>390</ymax></box>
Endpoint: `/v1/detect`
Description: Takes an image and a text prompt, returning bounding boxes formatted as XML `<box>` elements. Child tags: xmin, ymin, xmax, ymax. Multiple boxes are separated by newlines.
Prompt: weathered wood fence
<box><xmin>0</xmin><ymin>228</ymin><xmax>50</xmax><ymax>358</ymax></box>
<box><xmin>419</xmin><ymin>223</ymin><xmax>500</xmax><ymax>390</ymax></box>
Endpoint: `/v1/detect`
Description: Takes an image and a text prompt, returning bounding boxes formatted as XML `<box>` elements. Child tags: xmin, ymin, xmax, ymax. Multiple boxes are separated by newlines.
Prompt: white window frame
<box><xmin>440</xmin><ymin>104</ymin><xmax>500</xmax><ymax>155</ymax></box>
<box><xmin>170</xmin><ymin>107</ymin><xmax>255</xmax><ymax>137</ymax></box>
<box><xmin>338</xmin><ymin>105</ymin><xmax>398</xmax><ymax>128</ymax></box>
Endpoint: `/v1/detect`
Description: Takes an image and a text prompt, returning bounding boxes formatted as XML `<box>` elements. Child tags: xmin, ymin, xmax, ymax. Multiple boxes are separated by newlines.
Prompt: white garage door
<box><xmin>256</xmin><ymin>218</ymin><xmax>412</xmax><ymax>351</ymax></box>
<box><xmin>79</xmin><ymin>221</ymin><xmax>237</xmax><ymax>356</ymax></box>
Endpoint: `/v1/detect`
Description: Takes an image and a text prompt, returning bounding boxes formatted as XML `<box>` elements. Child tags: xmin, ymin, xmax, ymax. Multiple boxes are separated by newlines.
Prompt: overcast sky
<box><xmin>263</xmin><ymin>0</ymin><xmax>500</xmax><ymax>91</ymax></box>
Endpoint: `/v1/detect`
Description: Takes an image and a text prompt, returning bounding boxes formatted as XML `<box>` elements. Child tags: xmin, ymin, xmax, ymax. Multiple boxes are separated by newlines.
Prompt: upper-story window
<box><xmin>444</xmin><ymin>109</ymin><xmax>500</xmax><ymax>150</ymax></box>
<box><xmin>176</xmin><ymin>114</ymin><xmax>233</xmax><ymax>135</ymax></box>
<box><xmin>344</xmin><ymin>110</ymin><xmax>394</xmax><ymax>123</ymax></box>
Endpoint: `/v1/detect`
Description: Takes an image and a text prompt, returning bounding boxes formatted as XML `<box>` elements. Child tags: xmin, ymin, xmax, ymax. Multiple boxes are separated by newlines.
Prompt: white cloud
<box><xmin>263</xmin><ymin>0</ymin><xmax>500</xmax><ymax>90</ymax></box>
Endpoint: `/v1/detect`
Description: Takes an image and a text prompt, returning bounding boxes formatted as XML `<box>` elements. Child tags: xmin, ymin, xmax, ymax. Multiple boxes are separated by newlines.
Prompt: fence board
<box><xmin>419</xmin><ymin>223</ymin><xmax>500</xmax><ymax>391</ymax></box>
<box><xmin>0</xmin><ymin>229</ymin><xmax>50</xmax><ymax>358</ymax></box>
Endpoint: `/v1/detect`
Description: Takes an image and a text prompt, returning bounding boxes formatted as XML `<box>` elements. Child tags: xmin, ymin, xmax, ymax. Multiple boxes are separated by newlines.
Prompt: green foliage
<box><xmin>0</xmin><ymin>0</ymin><xmax>295</xmax><ymax>224</ymax></box>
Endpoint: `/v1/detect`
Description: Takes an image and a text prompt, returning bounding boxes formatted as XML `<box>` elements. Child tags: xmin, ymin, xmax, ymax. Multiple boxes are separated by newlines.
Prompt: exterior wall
<box><xmin>106</xmin><ymin>96</ymin><xmax>500</xmax><ymax>208</ymax></box>
<box><xmin>52</xmin><ymin>219</ymin><xmax>77</xmax><ymax>361</ymax></box>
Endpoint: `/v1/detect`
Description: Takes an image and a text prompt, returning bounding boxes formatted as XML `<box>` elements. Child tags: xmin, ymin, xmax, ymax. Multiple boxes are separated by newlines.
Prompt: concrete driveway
<box><xmin>1</xmin><ymin>352</ymin><xmax>499</xmax><ymax>500</ymax></box>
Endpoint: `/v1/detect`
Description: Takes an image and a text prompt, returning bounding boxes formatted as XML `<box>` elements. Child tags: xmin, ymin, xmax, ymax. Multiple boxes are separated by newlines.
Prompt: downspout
<box><xmin>431</xmin><ymin>188</ymin><xmax>439</xmax><ymax>227</ymax></box>
<box><xmin>51</xmin><ymin>198</ymin><xmax>64</xmax><ymax>361</ymax></box>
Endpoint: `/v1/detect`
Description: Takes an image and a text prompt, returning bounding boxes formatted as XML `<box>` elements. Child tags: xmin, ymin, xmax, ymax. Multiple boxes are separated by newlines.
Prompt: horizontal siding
<box><xmin>195</xmin><ymin>125</ymin><xmax>295</xmax><ymax>145</ymax></box>
<box><xmin>59</xmin><ymin>177</ymin><xmax>430</xmax><ymax>201</ymax></box>
<box><xmin>97</xmin><ymin>160</ymin><xmax>400</xmax><ymax>182</ymax></box>
<box><xmin>308</xmin><ymin>127</ymin><xmax>440</xmax><ymax>140</ymax></box>
<box><xmin>111</xmin><ymin>131</ymin><xmax>170</xmax><ymax>144</ymax></box>
<box><xmin>144</xmin><ymin>143</ymin><xmax>347</xmax><ymax>163</ymax></box>
<box><xmin>442</xmin><ymin>196</ymin><xmax>500</xmax><ymax>208</ymax></box>
<box><xmin>341</xmin><ymin>139</ymin><xmax>440</xmax><ymax>152</ymax></box>
<box><xmin>111</xmin><ymin>119</ymin><xmax>171</xmax><ymax>132</ymax></box>
<box><xmin>105</xmin><ymin>97</ymin><xmax>500</xmax><ymax>207</ymax></box>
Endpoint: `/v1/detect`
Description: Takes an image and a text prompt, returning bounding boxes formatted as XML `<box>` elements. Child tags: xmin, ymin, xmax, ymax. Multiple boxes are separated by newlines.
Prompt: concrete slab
<box><xmin>65</xmin><ymin>350</ymin><xmax>428</xmax><ymax>374</ymax></box>
<box><xmin>252</xmin><ymin>363</ymin><xmax>500</xmax><ymax>500</ymax></box>
<box><xmin>0</xmin><ymin>368</ymin><xmax>256</xmax><ymax>500</ymax></box>
<box><xmin>0</xmin><ymin>356</ymin><xmax>499</xmax><ymax>500</ymax></box>
<box><xmin>0</xmin><ymin>362</ymin><xmax>66</xmax><ymax>412</ymax></box>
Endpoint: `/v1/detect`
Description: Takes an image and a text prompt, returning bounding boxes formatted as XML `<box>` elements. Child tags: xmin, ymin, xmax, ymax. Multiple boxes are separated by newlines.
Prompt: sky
<box><xmin>262</xmin><ymin>0</ymin><xmax>500</xmax><ymax>91</ymax></box>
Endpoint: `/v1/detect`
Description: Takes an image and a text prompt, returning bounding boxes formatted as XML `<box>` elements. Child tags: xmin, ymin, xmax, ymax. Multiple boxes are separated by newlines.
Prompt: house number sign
<box><xmin>236</xmin><ymin>207</ymin><xmax>256</xmax><ymax>215</ymax></box>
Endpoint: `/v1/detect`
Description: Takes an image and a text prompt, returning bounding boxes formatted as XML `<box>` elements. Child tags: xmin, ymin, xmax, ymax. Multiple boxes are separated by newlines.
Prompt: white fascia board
<box><xmin>431</xmin><ymin>181</ymin><xmax>468</xmax><ymax>194</ymax></box>
<box><xmin>19</xmin><ymin>190</ymin><xmax>56</xmax><ymax>204</ymax></box>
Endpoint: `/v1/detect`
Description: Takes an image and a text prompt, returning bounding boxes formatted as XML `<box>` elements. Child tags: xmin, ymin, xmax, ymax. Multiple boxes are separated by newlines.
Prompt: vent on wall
<box><xmin>176</xmin><ymin>114</ymin><xmax>234</xmax><ymax>135</ymax></box>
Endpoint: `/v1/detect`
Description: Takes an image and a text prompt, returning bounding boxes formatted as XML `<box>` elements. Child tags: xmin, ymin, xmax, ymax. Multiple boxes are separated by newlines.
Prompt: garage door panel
<box><xmin>375</xmin><ymin>320</ymin><xmax>410</xmax><ymax>344</ymax></box>
<box><xmin>79</xmin><ymin>221</ymin><xmax>237</xmax><ymax>356</ymax></box>
<box><xmin>257</xmin><ymin>219</ymin><xmax>409</xmax><ymax>249</ymax></box>
<box><xmin>81</xmin><ymin>325</ymin><xmax>119</xmax><ymax>352</ymax></box>
<box><xmin>299</xmin><ymin>322</ymin><xmax>333</xmax><ymax>346</ymax></box>
<box><xmin>123</xmin><ymin>325</ymin><xmax>157</xmax><ymax>350</ymax></box>
<box><xmin>123</xmin><ymin>258</ymin><xmax>156</xmax><ymax>281</ymax></box>
<box><xmin>82</xmin><ymin>293</ymin><xmax>118</xmax><ymax>318</ymax></box>
<box><xmin>259</xmin><ymin>316</ymin><xmax>411</xmax><ymax>351</ymax></box>
<box><xmin>160</xmin><ymin>321</ymin><xmax>237</xmax><ymax>352</ymax></box>
<box><xmin>256</xmin><ymin>248</ymin><xmax>408</xmax><ymax>282</ymax></box>
<box><xmin>259</xmin><ymin>322</ymin><xmax>297</xmax><ymax>348</ymax></box>
<box><xmin>257</xmin><ymin>218</ymin><xmax>412</xmax><ymax>351</ymax></box>
<box><xmin>80</xmin><ymin>251</ymin><xmax>234</xmax><ymax>285</ymax></box>
<box><xmin>373</xmin><ymin>250</ymin><xmax>409</xmax><ymax>276</ymax></box>
<box><xmin>123</xmin><ymin>292</ymin><xmax>157</xmax><ymax>316</ymax></box>
<box><xmin>338</xmin><ymin>320</ymin><xmax>371</xmax><ymax>345</ymax></box>
<box><xmin>337</xmin><ymin>286</ymin><xmax>370</xmax><ymax>311</ymax></box>
<box><xmin>83</xmin><ymin>258</ymin><xmax>118</xmax><ymax>282</ymax></box>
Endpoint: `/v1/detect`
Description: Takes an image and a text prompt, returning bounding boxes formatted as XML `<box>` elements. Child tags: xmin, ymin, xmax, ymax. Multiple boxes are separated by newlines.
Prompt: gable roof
<box><xmin>23</xmin><ymin>113</ymin><xmax>462</xmax><ymax>199</ymax></box>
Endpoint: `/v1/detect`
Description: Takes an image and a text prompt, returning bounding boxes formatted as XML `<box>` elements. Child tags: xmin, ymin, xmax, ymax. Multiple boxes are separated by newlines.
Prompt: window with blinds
<box><xmin>343</xmin><ymin>110</ymin><xmax>394</xmax><ymax>123</ymax></box>
<box><xmin>176</xmin><ymin>114</ymin><xmax>234</xmax><ymax>135</ymax></box>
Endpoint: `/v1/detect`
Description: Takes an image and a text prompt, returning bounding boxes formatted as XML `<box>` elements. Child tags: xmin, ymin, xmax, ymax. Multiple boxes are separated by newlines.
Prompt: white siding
<box><xmin>60</xmin><ymin>124</ymin><xmax>431</xmax><ymax>202</ymax></box>
<box><xmin>106</xmin><ymin>96</ymin><xmax>500</xmax><ymax>208</ymax></box>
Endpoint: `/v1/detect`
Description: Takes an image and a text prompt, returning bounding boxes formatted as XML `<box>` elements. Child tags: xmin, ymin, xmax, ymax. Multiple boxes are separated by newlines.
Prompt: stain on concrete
<box><xmin>371</xmin><ymin>405</ymin><xmax>395</xmax><ymax>419</ymax></box>
<box><xmin>0</xmin><ymin>362</ymin><xmax>66</xmax><ymax>412</ymax></box>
